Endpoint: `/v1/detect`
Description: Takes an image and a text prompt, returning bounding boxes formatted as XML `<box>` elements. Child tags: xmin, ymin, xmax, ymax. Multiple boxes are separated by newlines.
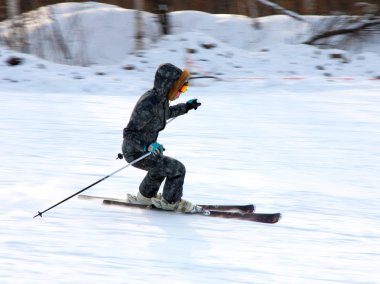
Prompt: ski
<box><xmin>102</xmin><ymin>199</ymin><xmax>281</xmax><ymax>224</ymax></box>
<box><xmin>78</xmin><ymin>194</ymin><xmax>255</xmax><ymax>213</ymax></box>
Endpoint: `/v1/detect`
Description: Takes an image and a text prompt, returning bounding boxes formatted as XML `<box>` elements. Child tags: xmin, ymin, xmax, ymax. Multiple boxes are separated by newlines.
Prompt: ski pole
<box><xmin>33</xmin><ymin>116</ymin><xmax>178</xmax><ymax>219</ymax></box>
<box><xmin>33</xmin><ymin>152</ymin><xmax>151</xmax><ymax>218</ymax></box>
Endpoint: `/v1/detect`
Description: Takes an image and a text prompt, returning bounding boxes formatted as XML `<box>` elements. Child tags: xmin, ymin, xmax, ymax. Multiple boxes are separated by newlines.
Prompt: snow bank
<box><xmin>1</xmin><ymin>2</ymin><xmax>379</xmax><ymax>68</ymax></box>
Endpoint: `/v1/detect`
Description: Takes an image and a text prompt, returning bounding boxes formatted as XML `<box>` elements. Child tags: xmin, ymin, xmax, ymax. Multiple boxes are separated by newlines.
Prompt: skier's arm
<box><xmin>168</xmin><ymin>103</ymin><xmax>187</xmax><ymax>119</ymax></box>
<box><xmin>169</xmin><ymin>99</ymin><xmax>201</xmax><ymax>118</ymax></box>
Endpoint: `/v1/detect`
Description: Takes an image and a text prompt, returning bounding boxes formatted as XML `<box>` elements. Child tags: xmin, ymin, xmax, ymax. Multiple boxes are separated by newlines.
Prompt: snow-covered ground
<box><xmin>1</xmin><ymin>3</ymin><xmax>380</xmax><ymax>284</ymax></box>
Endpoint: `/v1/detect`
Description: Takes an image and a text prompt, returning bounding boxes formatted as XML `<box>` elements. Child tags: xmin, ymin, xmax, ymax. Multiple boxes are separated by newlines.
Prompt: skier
<box><xmin>122</xmin><ymin>63</ymin><xmax>202</xmax><ymax>213</ymax></box>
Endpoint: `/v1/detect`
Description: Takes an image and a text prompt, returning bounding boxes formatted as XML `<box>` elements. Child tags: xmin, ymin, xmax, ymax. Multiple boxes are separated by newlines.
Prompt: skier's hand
<box><xmin>186</xmin><ymin>99</ymin><xmax>201</xmax><ymax>112</ymax></box>
<box><xmin>145</xmin><ymin>142</ymin><xmax>165</xmax><ymax>156</ymax></box>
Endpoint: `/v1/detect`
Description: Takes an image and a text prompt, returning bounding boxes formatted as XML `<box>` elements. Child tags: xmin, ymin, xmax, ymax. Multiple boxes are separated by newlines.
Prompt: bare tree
<box><xmin>5</xmin><ymin>0</ymin><xmax>28</xmax><ymax>51</ymax></box>
<box><xmin>246</xmin><ymin>0</ymin><xmax>262</xmax><ymax>29</ymax></box>
<box><xmin>6</xmin><ymin>0</ymin><xmax>19</xmax><ymax>19</ymax></box>
<box><xmin>304</xmin><ymin>3</ymin><xmax>380</xmax><ymax>47</ymax></box>
<box><xmin>134</xmin><ymin>0</ymin><xmax>144</xmax><ymax>51</ymax></box>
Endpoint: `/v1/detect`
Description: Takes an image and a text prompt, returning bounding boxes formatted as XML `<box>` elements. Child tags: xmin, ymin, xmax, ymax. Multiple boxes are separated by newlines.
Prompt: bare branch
<box><xmin>304</xmin><ymin>18</ymin><xmax>380</xmax><ymax>45</ymax></box>
<box><xmin>256</xmin><ymin>0</ymin><xmax>306</xmax><ymax>22</ymax></box>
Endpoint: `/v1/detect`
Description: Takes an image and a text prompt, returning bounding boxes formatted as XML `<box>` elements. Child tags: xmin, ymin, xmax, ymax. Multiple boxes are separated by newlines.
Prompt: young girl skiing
<box><xmin>122</xmin><ymin>63</ymin><xmax>201</xmax><ymax>213</ymax></box>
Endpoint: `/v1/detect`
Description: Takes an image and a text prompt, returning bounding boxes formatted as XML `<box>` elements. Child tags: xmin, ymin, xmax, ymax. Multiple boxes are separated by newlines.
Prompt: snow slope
<box><xmin>1</xmin><ymin>3</ymin><xmax>380</xmax><ymax>284</ymax></box>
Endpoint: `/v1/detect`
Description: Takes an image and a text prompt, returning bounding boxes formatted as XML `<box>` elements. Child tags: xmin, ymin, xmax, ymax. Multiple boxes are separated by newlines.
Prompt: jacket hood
<box><xmin>154</xmin><ymin>63</ymin><xmax>190</xmax><ymax>101</ymax></box>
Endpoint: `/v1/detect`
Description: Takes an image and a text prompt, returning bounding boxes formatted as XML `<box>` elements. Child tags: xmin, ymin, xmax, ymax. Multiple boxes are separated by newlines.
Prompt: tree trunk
<box><xmin>6</xmin><ymin>0</ymin><xmax>19</xmax><ymax>19</ymax></box>
<box><xmin>134</xmin><ymin>0</ymin><xmax>144</xmax><ymax>51</ymax></box>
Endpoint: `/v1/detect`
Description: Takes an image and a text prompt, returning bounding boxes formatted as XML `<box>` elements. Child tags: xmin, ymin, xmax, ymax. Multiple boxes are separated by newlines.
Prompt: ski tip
<box><xmin>271</xmin><ymin>213</ymin><xmax>282</xmax><ymax>223</ymax></box>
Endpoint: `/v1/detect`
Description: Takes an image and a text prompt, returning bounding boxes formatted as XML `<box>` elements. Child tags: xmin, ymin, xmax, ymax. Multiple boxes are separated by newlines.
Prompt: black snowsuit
<box><xmin>122</xmin><ymin>63</ymin><xmax>189</xmax><ymax>203</ymax></box>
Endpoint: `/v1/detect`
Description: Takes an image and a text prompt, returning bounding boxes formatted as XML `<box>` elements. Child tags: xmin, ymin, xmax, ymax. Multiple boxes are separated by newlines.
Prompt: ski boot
<box><xmin>151</xmin><ymin>197</ymin><xmax>203</xmax><ymax>213</ymax></box>
<box><xmin>127</xmin><ymin>192</ymin><xmax>152</xmax><ymax>205</ymax></box>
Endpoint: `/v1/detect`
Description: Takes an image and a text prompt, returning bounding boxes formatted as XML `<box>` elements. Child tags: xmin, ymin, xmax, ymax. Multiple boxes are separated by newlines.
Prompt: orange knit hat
<box><xmin>168</xmin><ymin>68</ymin><xmax>190</xmax><ymax>101</ymax></box>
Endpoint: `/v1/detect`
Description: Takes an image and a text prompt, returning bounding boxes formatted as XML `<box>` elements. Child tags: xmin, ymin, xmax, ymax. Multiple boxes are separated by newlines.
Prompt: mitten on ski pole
<box><xmin>145</xmin><ymin>142</ymin><xmax>165</xmax><ymax>156</ymax></box>
<box><xmin>186</xmin><ymin>99</ymin><xmax>201</xmax><ymax>112</ymax></box>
